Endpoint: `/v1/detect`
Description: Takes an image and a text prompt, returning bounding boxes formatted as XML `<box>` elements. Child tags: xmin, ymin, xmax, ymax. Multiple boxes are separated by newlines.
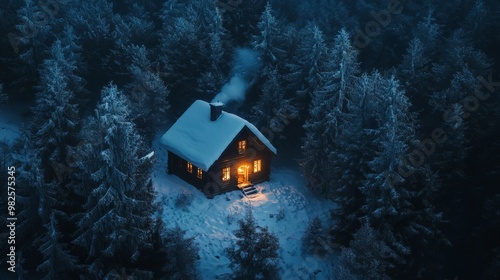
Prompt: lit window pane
<box><xmin>222</xmin><ymin>167</ymin><xmax>230</xmax><ymax>181</ymax></box>
<box><xmin>253</xmin><ymin>160</ymin><xmax>261</xmax><ymax>173</ymax></box>
<box><xmin>238</xmin><ymin>140</ymin><xmax>246</xmax><ymax>154</ymax></box>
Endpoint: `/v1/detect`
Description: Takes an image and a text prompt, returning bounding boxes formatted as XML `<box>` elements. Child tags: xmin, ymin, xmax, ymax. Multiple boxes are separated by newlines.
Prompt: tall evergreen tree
<box><xmin>297</xmin><ymin>25</ymin><xmax>334</xmax><ymax>194</ymax></box>
<box><xmin>194</xmin><ymin>1</ymin><xmax>228</xmax><ymax>98</ymax></box>
<box><xmin>37</xmin><ymin>211</ymin><xmax>78</xmax><ymax>279</ymax></box>
<box><xmin>73</xmin><ymin>84</ymin><xmax>156</xmax><ymax>278</ymax></box>
<box><xmin>301</xmin><ymin>28</ymin><xmax>359</xmax><ymax>197</ymax></box>
<box><xmin>335</xmin><ymin>223</ymin><xmax>392</xmax><ymax>280</ymax></box>
<box><xmin>251</xmin><ymin>67</ymin><xmax>296</xmax><ymax>142</ymax></box>
<box><xmin>360</xmin><ymin>77</ymin><xmax>416</xmax><ymax>266</ymax></box>
<box><xmin>358</xmin><ymin>76</ymin><xmax>447</xmax><ymax>277</ymax></box>
<box><xmin>330</xmin><ymin>72</ymin><xmax>383</xmax><ymax>244</ymax></box>
<box><xmin>13</xmin><ymin>0</ymin><xmax>56</xmax><ymax>85</ymax></box>
<box><xmin>252</xmin><ymin>3</ymin><xmax>285</xmax><ymax>78</ymax></box>
<box><xmin>126</xmin><ymin>45</ymin><xmax>170</xmax><ymax>139</ymax></box>
<box><xmin>226</xmin><ymin>207</ymin><xmax>280</xmax><ymax>280</ymax></box>
<box><xmin>31</xmin><ymin>40</ymin><xmax>80</xmax><ymax>181</ymax></box>
<box><xmin>286</xmin><ymin>24</ymin><xmax>329</xmax><ymax>101</ymax></box>
<box><xmin>221</xmin><ymin>0</ymin><xmax>267</xmax><ymax>45</ymax></box>
<box><xmin>159</xmin><ymin>5</ymin><xmax>201</xmax><ymax>111</ymax></box>
<box><xmin>65</xmin><ymin>0</ymin><xmax>115</xmax><ymax>83</ymax></box>
<box><xmin>429</xmin><ymin>29</ymin><xmax>490</xmax><ymax>179</ymax></box>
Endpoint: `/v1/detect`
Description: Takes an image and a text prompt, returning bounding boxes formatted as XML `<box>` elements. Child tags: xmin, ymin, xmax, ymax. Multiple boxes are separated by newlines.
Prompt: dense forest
<box><xmin>0</xmin><ymin>0</ymin><xmax>499</xmax><ymax>279</ymax></box>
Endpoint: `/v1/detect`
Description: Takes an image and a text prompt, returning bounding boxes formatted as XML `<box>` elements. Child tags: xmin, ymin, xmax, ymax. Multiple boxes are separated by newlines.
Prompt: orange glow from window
<box><xmin>222</xmin><ymin>167</ymin><xmax>230</xmax><ymax>181</ymax></box>
<box><xmin>253</xmin><ymin>159</ymin><xmax>261</xmax><ymax>173</ymax></box>
<box><xmin>238</xmin><ymin>140</ymin><xmax>246</xmax><ymax>154</ymax></box>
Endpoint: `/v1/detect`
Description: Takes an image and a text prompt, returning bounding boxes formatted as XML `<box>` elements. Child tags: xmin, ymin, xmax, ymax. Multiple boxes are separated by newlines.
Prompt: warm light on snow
<box><xmin>152</xmin><ymin>132</ymin><xmax>337</xmax><ymax>279</ymax></box>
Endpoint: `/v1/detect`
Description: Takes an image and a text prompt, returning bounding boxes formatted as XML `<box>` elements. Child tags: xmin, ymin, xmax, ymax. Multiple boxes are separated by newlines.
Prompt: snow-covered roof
<box><xmin>160</xmin><ymin>100</ymin><xmax>277</xmax><ymax>171</ymax></box>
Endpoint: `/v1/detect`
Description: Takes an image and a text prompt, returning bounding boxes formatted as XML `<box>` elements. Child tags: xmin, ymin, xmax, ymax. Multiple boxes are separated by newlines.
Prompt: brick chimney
<box><xmin>209</xmin><ymin>102</ymin><xmax>224</xmax><ymax>121</ymax></box>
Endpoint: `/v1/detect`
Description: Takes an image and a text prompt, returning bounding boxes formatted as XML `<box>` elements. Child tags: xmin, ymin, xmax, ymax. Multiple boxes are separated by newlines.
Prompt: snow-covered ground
<box><xmin>152</xmin><ymin>132</ymin><xmax>338</xmax><ymax>279</ymax></box>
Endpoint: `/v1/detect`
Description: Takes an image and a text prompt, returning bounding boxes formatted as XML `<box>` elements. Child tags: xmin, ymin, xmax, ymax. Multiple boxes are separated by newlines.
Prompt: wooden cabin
<box><xmin>160</xmin><ymin>100</ymin><xmax>277</xmax><ymax>197</ymax></box>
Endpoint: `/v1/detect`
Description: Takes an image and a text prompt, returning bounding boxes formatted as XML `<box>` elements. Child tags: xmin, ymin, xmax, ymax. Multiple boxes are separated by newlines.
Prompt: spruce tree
<box><xmin>330</xmin><ymin>72</ymin><xmax>383</xmax><ymax>244</ymax></box>
<box><xmin>126</xmin><ymin>45</ymin><xmax>169</xmax><ymax>139</ymax></box>
<box><xmin>14</xmin><ymin>0</ymin><xmax>55</xmax><ymax>81</ymax></box>
<box><xmin>31</xmin><ymin>39</ymin><xmax>80</xmax><ymax>173</ymax></box>
<box><xmin>252</xmin><ymin>3</ymin><xmax>285</xmax><ymax>78</ymax></box>
<box><xmin>73</xmin><ymin>84</ymin><xmax>156</xmax><ymax>278</ymax></box>
<box><xmin>226</xmin><ymin>207</ymin><xmax>280</xmax><ymax>280</ymax></box>
<box><xmin>37</xmin><ymin>211</ymin><xmax>78</xmax><ymax>279</ymax></box>
<box><xmin>301</xmin><ymin>217</ymin><xmax>323</xmax><ymax>255</ymax></box>
<box><xmin>359</xmin><ymin>77</ymin><xmax>416</xmax><ymax>264</ymax></box>
<box><xmin>429</xmin><ymin>29</ymin><xmax>490</xmax><ymax>179</ymax></box>
<box><xmin>335</xmin><ymin>223</ymin><xmax>392</xmax><ymax>280</ymax></box>
<box><xmin>301</xmin><ymin>28</ymin><xmax>359</xmax><ymax>197</ymax></box>
<box><xmin>299</xmin><ymin>25</ymin><xmax>334</xmax><ymax>195</ymax></box>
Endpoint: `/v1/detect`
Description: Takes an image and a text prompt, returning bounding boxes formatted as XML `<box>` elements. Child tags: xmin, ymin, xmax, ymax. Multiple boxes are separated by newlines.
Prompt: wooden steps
<box><xmin>241</xmin><ymin>184</ymin><xmax>258</xmax><ymax>197</ymax></box>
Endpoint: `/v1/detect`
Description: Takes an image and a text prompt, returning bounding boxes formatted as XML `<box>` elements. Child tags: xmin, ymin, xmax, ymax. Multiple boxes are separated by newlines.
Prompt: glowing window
<box><xmin>187</xmin><ymin>162</ymin><xmax>193</xmax><ymax>173</ymax></box>
<box><xmin>222</xmin><ymin>167</ymin><xmax>230</xmax><ymax>181</ymax></box>
<box><xmin>253</xmin><ymin>159</ymin><xmax>262</xmax><ymax>173</ymax></box>
<box><xmin>238</xmin><ymin>140</ymin><xmax>246</xmax><ymax>154</ymax></box>
<box><xmin>197</xmin><ymin>168</ymin><xmax>203</xmax><ymax>179</ymax></box>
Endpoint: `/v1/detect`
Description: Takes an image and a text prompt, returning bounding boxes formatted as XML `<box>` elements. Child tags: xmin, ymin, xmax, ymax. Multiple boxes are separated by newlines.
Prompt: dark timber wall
<box><xmin>167</xmin><ymin>127</ymin><xmax>274</xmax><ymax>197</ymax></box>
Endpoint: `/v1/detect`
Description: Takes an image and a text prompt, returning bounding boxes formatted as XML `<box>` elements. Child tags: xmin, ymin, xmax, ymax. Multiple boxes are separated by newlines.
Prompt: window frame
<box><xmin>197</xmin><ymin>168</ymin><xmax>203</xmax><ymax>179</ymax></box>
<box><xmin>253</xmin><ymin>159</ymin><xmax>262</xmax><ymax>173</ymax></box>
<box><xmin>187</xmin><ymin>162</ymin><xmax>193</xmax><ymax>173</ymax></box>
<box><xmin>238</xmin><ymin>140</ymin><xmax>246</xmax><ymax>154</ymax></box>
<box><xmin>222</xmin><ymin>167</ymin><xmax>230</xmax><ymax>181</ymax></box>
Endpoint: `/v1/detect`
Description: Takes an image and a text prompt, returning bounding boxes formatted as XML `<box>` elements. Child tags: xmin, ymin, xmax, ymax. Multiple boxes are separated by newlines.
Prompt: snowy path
<box><xmin>151</xmin><ymin>132</ymin><xmax>338</xmax><ymax>279</ymax></box>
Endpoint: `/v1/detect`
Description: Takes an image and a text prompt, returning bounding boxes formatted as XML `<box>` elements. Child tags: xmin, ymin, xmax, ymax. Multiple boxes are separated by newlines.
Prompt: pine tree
<box><xmin>195</xmin><ymin>2</ymin><xmax>228</xmax><ymax>98</ymax></box>
<box><xmin>31</xmin><ymin>40</ymin><xmax>80</xmax><ymax>182</ymax></box>
<box><xmin>330</xmin><ymin>72</ymin><xmax>383</xmax><ymax>244</ymax></box>
<box><xmin>251</xmin><ymin>67</ymin><xmax>296</xmax><ymax>139</ymax></box>
<box><xmin>37</xmin><ymin>211</ymin><xmax>78</xmax><ymax>279</ymax></box>
<box><xmin>335</xmin><ymin>223</ymin><xmax>392</xmax><ymax>280</ymax></box>
<box><xmin>65</xmin><ymin>0</ymin><xmax>114</xmax><ymax>42</ymax></box>
<box><xmin>287</xmin><ymin>23</ymin><xmax>330</xmax><ymax>101</ymax></box>
<box><xmin>226</xmin><ymin>207</ymin><xmax>280</xmax><ymax>280</ymax></box>
<box><xmin>73</xmin><ymin>84</ymin><xmax>156</xmax><ymax>278</ymax></box>
<box><xmin>65</xmin><ymin>0</ymin><xmax>115</xmax><ymax>83</ymax></box>
<box><xmin>301</xmin><ymin>217</ymin><xmax>323</xmax><ymax>255</ymax></box>
<box><xmin>163</xmin><ymin>226</ymin><xmax>201</xmax><ymax>280</ymax></box>
<box><xmin>359</xmin><ymin>76</ymin><xmax>415</xmax><ymax>267</ymax></box>
<box><xmin>159</xmin><ymin>6</ymin><xmax>201</xmax><ymax>110</ymax></box>
<box><xmin>358</xmin><ymin>76</ymin><xmax>448</xmax><ymax>277</ymax></box>
<box><xmin>252</xmin><ymin>3</ymin><xmax>285</xmax><ymax>78</ymax></box>
<box><xmin>113</xmin><ymin>3</ymin><xmax>155</xmax><ymax>47</ymax></box>
<box><xmin>126</xmin><ymin>45</ymin><xmax>169</xmax><ymax>139</ymax></box>
<box><xmin>14</xmin><ymin>0</ymin><xmax>55</xmax><ymax>81</ymax></box>
<box><xmin>298</xmin><ymin>25</ymin><xmax>333</xmax><ymax>194</ymax></box>
<box><xmin>139</xmin><ymin>206</ymin><xmax>200</xmax><ymax>279</ymax></box>
<box><xmin>429</xmin><ymin>29</ymin><xmax>490</xmax><ymax>179</ymax></box>
<box><xmin>221</xmin><ymin>0</ymin><xmax>267</xmax><ymax>46</ymax></box>
<box><xmin>58</xmin><ymin>25</ymin><xmax>86</xmax><ymax>96</ymax></box>
<box><xmin>301</xmin><ymin>28</ymin><xmax>359</xmax><ymax>197</ymax></box>
<box><xmin>398</xmin><ymin>13</ymin><xmax>441</xmax><ymax>110</ymax></box>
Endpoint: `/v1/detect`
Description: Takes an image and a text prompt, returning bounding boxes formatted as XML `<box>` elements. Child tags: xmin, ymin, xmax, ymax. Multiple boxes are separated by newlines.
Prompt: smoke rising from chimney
<box><xmin>211</xmin><ymin>48</ymin><xmax>260</xmax><ymax>103</ymax></box>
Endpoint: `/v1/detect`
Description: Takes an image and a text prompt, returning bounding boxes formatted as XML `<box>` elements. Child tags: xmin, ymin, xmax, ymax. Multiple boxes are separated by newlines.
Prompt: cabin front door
<box><xmin>237</xmin><ymin>165</ymin><xmax>250</xmax><ymax>185</ymax></box>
